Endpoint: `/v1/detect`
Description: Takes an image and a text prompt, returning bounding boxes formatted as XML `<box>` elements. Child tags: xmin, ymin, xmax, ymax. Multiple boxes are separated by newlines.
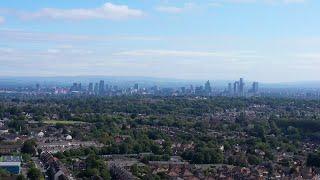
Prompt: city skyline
<box><xmin>1</xmin><ymin>2</ymin><xmax>320</xmax><ymax>178</ymax></box>
<box><xmin>65</xmin><ymin>78</ymin><xmax>261</xmax><ymax>97</ymax></box>
<box><xmin>1</xmin><ymin>0</ymin><xmax>320</xmax><ymax>82</ymax></box>
<box><xmin>3</xmin><ymin>77</ymin><xmax>320</xmax><ymax>99</ymax></box>
<box><xmin>1</xmin><ymin>75</ymin><xmax>320</xmax><ymax>89</ymax></box>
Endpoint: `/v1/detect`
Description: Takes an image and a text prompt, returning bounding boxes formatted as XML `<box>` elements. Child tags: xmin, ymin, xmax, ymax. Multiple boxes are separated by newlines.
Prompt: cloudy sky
<box><xmin>0</xmin><ymin>0</ymin><xmax>319</xmax><ymax>83</ymax></box>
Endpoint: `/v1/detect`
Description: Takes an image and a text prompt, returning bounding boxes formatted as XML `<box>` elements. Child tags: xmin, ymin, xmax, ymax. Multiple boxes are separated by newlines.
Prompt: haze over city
<box><xmin>0</xmin><ymin>0</ymin><xmax>320</xmax><ymax>83</ymax></box>
<box><xmin>3</xmin><ymin>1</ymin><xmax>320</xmax><ymax>180</ymax></box>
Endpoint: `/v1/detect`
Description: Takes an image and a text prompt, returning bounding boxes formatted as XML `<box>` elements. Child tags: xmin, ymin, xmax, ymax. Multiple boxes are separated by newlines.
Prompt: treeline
<box><xmin>1</xmin><ymin>96</ymin><xmax>319</xmax><ymax>120</ymax></box>
<box><xmin>275</xmin><ymin>118</ymin><xmax>320</xmax><ymax>141</ymax></box>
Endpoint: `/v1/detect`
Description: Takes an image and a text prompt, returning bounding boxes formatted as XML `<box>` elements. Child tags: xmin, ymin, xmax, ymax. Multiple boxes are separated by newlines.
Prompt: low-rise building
<box><xmin>0</xmin><ymin>156</ymin><xmax>21</xmax><ymax>174</ymax></box>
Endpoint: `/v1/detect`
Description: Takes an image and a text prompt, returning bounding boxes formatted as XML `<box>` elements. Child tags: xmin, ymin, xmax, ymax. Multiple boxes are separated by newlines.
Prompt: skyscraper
<box><xmin>252</xmin><ymin>82</ymin><xmax>259</xmax><ymax>93</ymax></box>
<box><xmin>99</xmin><ymin>80</ymin><xmax>105</xmax><ymax>95</ymax></box>
<box><xmin>204</xmin><ymin>80</ymin><xmax>212</xmax><ymax>95</ymax></box>
<box><xmin>88</xmin><ymin>83</ymin><xmax>93</xmax><ymax>92</ymax></box>
<box><xmin>181</xmin><ymin>87</ymin><xmax>186</xmax><ymax>94</ymax></box>
<box><xmin>134</xmin><ymin>83</ymin><xmax>139</xmax><ymax>90</ymax></box>
<box><xmin>190</xmin><ymin>85</ymin><xmax>194</xmax><ymax>94</ymax></box>
<box><xmin>228</xmin><ymin>83</ymin><xmax>232</xmax><ymax>94</ymax></box>
<box><xmin>70</xmin><ymin>83</ymin><xmax>79</xmax><ymax>91</ymax></box>
<box><xmin>94</xmin><ymin>83</ymin><xmax>99</xmax><ymax>95</ymax></box>
<box><xmin>78</xmin><ymin>83</ymin><xmax>82</xmax><ymax>91</ymax></box>
<box><xmin>239</xmin><ymin>78</ymin><xmax>244</xmax><ymax>95</ymax></box>
<box><xmin>233</xmin><ymin>81</ymin><xmax>239</xmax><ymax>95</ymax></box>
<box><xmin>36</xmin><ymin>84</ymin><xmax>40</xmax><ymax>91</ymax></box>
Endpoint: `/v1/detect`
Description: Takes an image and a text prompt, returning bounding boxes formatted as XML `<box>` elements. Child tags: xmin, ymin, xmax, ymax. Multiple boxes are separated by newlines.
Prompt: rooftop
<box><xmin>0</xmin><ymin>161</ymin><xmax>21</xmax><ymax>166</ymax></box>
<box><xmin>0</xmin><ymin>156</ymin><xmax>21</xmax><ymax>162</ymax></box>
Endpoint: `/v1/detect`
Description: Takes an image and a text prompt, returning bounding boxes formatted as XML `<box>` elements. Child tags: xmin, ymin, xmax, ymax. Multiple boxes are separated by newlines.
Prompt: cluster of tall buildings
<box><xmin>70</xmin><ymin>82</ymin><xmax>82</xmax><ymax>92</ymax></box>
<box><xmin>86</xmin><ymin>80</ymin><xmax>117</xmax><ymax>95</ymax></box>
<box><xmin>178</xmin><ymin>78</ymin><xmax>259</xmax><ymax>97</ymax></box>
<box><xmin>189</xmin><ymin>80</ymin><xmax>213</xmax><ymax>96</ymax></box>
<box><xmin>68</xmin><ymin>79</ymin><xmax>149</xmax><ymax>96</ymax></box>
<box><xmin>230</xmin><ymin>78</ymin><xmax>245</xmax><ymax>96</ymax></box>
<box><xmin>226</xmin><ymin>78</ymin><xmax>259</xmax><ymax>96</ymax></box>
<box><xmin>20</xmin><ymin>79</ymin><xmax>320</xmax><ymax>99</ymax></box>
<box><xmin>67</xmin><ymin>78</ymin><xmax>259</xmax><ymax>97</ymax></box>
<box><xmin>87</xmin><ymin>80</ymin><xmax>106</xmax><ymax>95</ymax></box>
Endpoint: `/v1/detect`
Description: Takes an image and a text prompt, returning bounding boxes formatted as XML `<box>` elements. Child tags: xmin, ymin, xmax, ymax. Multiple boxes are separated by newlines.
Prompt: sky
<box><xmin>0</xmin><ymin>0</ymin><xmax>320</xmax><ymax>83</ymax></box>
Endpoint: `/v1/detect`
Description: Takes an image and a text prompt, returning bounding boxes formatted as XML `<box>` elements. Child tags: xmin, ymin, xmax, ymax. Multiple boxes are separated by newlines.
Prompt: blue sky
<box><xmin>0</xmin><ymin>0</ymin><xmax>319</xmax><ymax>82</ymax></box>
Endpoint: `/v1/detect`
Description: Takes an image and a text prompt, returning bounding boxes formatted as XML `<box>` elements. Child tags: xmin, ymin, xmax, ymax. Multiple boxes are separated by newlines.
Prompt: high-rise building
<box><xmin>151</xmin><ymin>85</ymin><xmax>159</xmax><ymax>93</ymax></box>
<box><xmin>204</xmin><ymin>80</ymin><xmax>212</xmax><ymax>95</ymax></box>
<box><xmin>78</xmin><ymin>83</ymin><xmax>82</xmax><ymax>91</ymax></box>
<box><xmin>190</xmin><ymin>85</ymin><xmax>194</xmax><ymax>94</ymax></box>
<box><xmin>99</xmin><ymin>80</ymin><xmax>105</xmax><ymax>95</ymax></box>
<box><xmin>134</xmin><ymin>83</ymin><xmax>139</xmax><ymax>90</ymax></box>
<box><xmin>252</xmin><ymin>82</ymin><xmax>259</xmax><ymax>93</ymax></box>
<box><xmin>36</xmin><ymin>84</ymin><xmax>40</xmax><ymax>91</ymax></box>
<box><xmin>88</xmin><ymin>83</ymin><xmax>93</xmax><ymax>92</ymax></box>
<box><xmin>94</xmin><ymin>83</ymin><xmax>99</xmax><ymax>94</ymax></box>
<box><xmin>69</xmin><ymin>82</ymin><xmax>82</xmax><ymax>92</ymax></box>
<box><xmin>239</xmin><ymin>78</ymin><xmax>244</xmax><ymax>95</ymax></box>
<box><xmin>228</xmin><ymin>83</ymin><xmax>232</xmax><ymax>94</ymax></box>
<box><xmin>233</xmin><ymin>81</ymin><xmax>239</xmax><ymax>95</ymax></box>
<box><xmin>181</xmin><ymin>87</ymin><xmax>186</xmax><ymax>94</ymax></box>
<box><xmin>195</xmin><ymin>86</ymin><xmax>204</xmax><ymax>95</ymax></box>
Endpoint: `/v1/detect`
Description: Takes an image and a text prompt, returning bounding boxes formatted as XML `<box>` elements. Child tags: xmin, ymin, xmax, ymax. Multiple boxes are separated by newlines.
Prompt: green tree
<box><xmin>27</xmin><ymin>167</ymin><xmax>43</xmax><ymax>180</ymax></box>
<box><xmin>307</xmin><ymin>153</ymin><xmax>320</xmax><ymax>167</ymax></box>
<box><xmin>0</xmin><ymin>168</ymin><xmax>10</xmax><ymax>178</ymax></box>
<box><xmin>21</xmin><ymin>140</ymin><xmax>37</xmax><ymax>155</ymax></box>
<box><xmin>16</xmin><ymin>174</ymin><xmax>27</xmax><ymax>180</ymax></box>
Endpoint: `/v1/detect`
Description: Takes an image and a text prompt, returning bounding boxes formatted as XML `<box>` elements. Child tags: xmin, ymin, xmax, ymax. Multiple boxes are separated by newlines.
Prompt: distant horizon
<box><xmin>1</xmin><ymin>75</ymin><xmax>320</xmax><ymax>86</ymax></box>
<box><xmin>1</xmin><ymin>1</ymin><xmax>320</xmax><ymax>177</ymax></box>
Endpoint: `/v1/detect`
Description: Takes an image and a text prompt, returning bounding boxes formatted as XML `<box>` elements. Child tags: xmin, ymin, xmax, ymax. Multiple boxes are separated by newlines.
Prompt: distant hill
<box><xmin>0</xmin><ymin>76</ymin><xmax>203</xmax><ymax>88</ymax></box>
<box><xmin>262</xmin><ymin>81</ymin><xmax>320</xmax><ymax>89</ymax></box>
<box><xmin>0</xmin><ymin>76</ymin><xmax>319</xmax><ymax>89</ymax></box>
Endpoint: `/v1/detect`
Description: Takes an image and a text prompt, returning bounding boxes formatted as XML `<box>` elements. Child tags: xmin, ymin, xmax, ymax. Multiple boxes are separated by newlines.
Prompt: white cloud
<box><xmin>116</xmin><ymin>49</ymin><xmax>220</xmax><ymax>57</ymax></box>
<box><xmin>222</xmin><ymin>0</ymin><xmax>256</xmax><ymax>3</ymax></box>
<box><xmin>283</xmin><ymin>0</ymin><xmax>306</xmax><ymax>3</ymax></box>
<box><xmin>157</xmin><ymin>0</ymin><xmax>306</xmax><ymax>12</ymax></box>
<box><xmin>115</xmin><ymin>49</ymin><xmax>260</xmax><ymax>59</ymax></box>
<box><xmin>0</xmin><ymin>29</ymin><xmax>161</xmax><ymax>43</ymax></box>
<box><xmin>156</xmin><ymin>6</ymin><xmax>184</xmax><ymax>13</ymax></box>
<box><xmin>295</xmin><ymin>53</ymin><xmax>320</xmax><ymax>59</ymax></box>
<box><xmin>47</xmin><ymin>49</ymin><xmax>60</xmax><ymax>54</ymax></box>
<box><xmin>210</xmin><ymin>0</ymin><xmax>306</xmax><ymax>4</ymax></box>
<box><xmin>0</xmin><ymin>47</ymin><xmax>13</xmax><ymax>53</ymax></box>
<box><xmin>208</xmin><ymin>2</ymin><xmax>223</xmax><ymax>7</ymax></box>
<box><xmin>156</xmin><ymin>3</ymin><xmax>195</xmax><ymax>14</ymax></box>
<box><xmin>47</xmin><ymin>46</ymin><xmax>93</xmax><ymax>55</ymax></box>
<box><xmin>0</xmin><ymin>16</ymin><xmax>5</xmax><ymax>24</ymax></box>
<box><xmin>18</xmin><ymin>3</ymin><xmax>144</xmax><ymax>21</ymax></box>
